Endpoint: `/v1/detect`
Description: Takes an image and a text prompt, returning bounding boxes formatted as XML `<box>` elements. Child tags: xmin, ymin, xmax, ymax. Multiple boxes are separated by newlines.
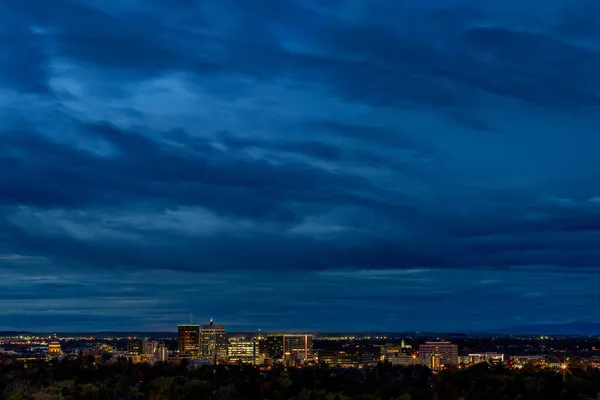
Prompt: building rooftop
<box><xmin>201</xmin><ymin>319</ymin><xmax>225</xmax><ymax>330</ymax></box>
<box><xmin>202</xmin><ymin>324</ymin><xmax>225</xmax><ymax>329</ymax></box>
<box><xmin>421</xmin><ymin>342</ymin><xmax>456</xmax><ymax>345</ymax></box>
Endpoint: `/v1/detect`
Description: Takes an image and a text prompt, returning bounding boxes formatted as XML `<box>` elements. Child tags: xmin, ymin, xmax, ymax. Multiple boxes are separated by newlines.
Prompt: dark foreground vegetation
<box><xmin>2</xmin><ymin>357</ymin><xmax>600</xmax><ymax>400</ymax></box>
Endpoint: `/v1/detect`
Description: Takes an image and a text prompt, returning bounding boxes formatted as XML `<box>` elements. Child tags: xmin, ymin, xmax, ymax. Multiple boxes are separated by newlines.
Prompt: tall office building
<box><xmin>265</xmin><ymin>334</ymin><xmax>313</xmax><ymax>360</ymax></box>
<box><xmin>284</xmin><ymin>334</ymin><xmax>313</xmax><ymax>360</ymax></box>
<box><xmin>265</xmin><ymin>334</ymin><xmax>283</xmax><ymax>359</ymax></box>
<box><xmin>128</xmin><ymin>338</ymin><xmax>147</xmax><ymax>355</ymax></box>
<box><xmin>178</xmin><ymin>324</ymin><xmax>200</xmax><ymax>356</ymax></box>
<box><xmin>200</xmin><ymin>319</ymin><xmax>228</xmax><ymax>362</ymax></box>
<box><xmin>418</xmin><ymin>342</ymin><xmax>458</xmax><ymax>370</ymax></box>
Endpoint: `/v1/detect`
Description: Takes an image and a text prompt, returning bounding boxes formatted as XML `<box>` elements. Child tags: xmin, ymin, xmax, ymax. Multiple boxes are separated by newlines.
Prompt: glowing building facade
<box><xmin>265</xmin><ymin>334</ymin><xmax>313</xmax><ymax>361</ymax></box>
<box><xmin>228</xmin><ymin>339</ymin><xmax>259</xmax><ymax>365</ymax></box>
<box><xmin>178</xmin><ymin>324</ymin><xmax>200</xmax><ymax>356</ymax></box>
<box><xmin>200</xmin><ymin>320</ymin><xmax>228</xmax><ymax>362</ymax></box>
<box><xmin>418</xmin><ymin>342</ymin><xmax>458</xmax><ymax>370</ymax></box>
<box><xmin>128</xmin><ymin>338</ymin><xmax>147</xmax><ymax>355</ymax></box>
<box><xmin>48</xmin><ymin>339</ymin><xmax>62</xmax><ymax>356</ymax></box>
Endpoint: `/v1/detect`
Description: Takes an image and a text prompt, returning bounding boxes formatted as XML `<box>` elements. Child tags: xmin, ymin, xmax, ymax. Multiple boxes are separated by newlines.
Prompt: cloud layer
<box><xmin>2</xmin><ymin>0</ymin><xmax>600</xmax><ymax>331</ymax></box>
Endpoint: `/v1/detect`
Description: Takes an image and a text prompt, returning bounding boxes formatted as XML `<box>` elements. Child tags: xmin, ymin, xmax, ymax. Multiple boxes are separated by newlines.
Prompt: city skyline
<box><xmin>4</xmin><ymin>319</ymin><xmax>600</xmax><ymax>336</ymax></box>
<box><xmin>3</xmin><ymin>0</ymin><xmax>600</xmax><ymax>332</ymax></box>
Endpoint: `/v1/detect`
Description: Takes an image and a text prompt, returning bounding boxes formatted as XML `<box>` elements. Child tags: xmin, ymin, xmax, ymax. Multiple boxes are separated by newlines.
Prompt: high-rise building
<box><xmin>265</xmin><ymin>334</ymin><xmax>313</xmax><ymax>361</ymax></box>
<box><xmin>264</xmin><ymin>334</ymin><xmax>283</xmax><ymax>360</ymax></box>
<box><xmin>200</xmin><ymin>319</ymin><xmax>228</xmax><ymax>362</ymax></box>
<box><xmin>265</xmin><ymin>334</ymin><xmax>283</xmax><ymax>360</ymax></box>
<box><xmin>283</xmin><ymin>334</ymin><xmax>313</xmax><ymax>360</ymax></box>
<box><xmin>418</xmin><ymin>342</ymin><xmax>458</xmax><ymax>370</ymax></box>
<box><xmin>178</xmin><ymin>324</ymin><xmax>200</xmax><ymax>356</ymax></box>
<box><xmin>128</xmin><ymin>338</ymin><xmax>147</xmax><ymax>355</ymax></box>
<box><xmin>254</xmin><ymin>331</ymin><xmax>267</xmax><ymax>364</ymax></box>
<box><xmin>228</xmin><ymin>339</ymin><xmax>259</xmax><ymax>365</ymax></box>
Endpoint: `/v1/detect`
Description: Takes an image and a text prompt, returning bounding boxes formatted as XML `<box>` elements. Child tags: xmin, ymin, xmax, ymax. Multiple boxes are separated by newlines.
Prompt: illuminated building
<box><xmin>319</xmin><ymin>349</ymin><xmax>357</xmax><ymax>368</ymax></box>
<box><xmin>96</xmin><ymin>343</ymin><xmax>115</xmax><ymax>353</ymax></box>
<box><xmin>127</xmin><ymin>338</ymin><xmax>147</xmax><ymax>355</ymax></box>
<box><xmin>381</xmin><ymin>343</ymin><xmax>421</xmax><ymax>366</ymax></box>
<box><xmin>515</xmin><ymin>355</ymin><xmax>544</xmax><ymax>365</ymax></box>
<box><xmin>200</xmin><ymin>319</ymin><xmax>228</xmax><ymax>362</ymax></box>
<box><xmin>431</xmin><ymin>354</ymin><xmax>441</xmax><ymax>371</ymax></box>
<box><xmin>319</xmin><ymin>345</ymin><xmax>379</xmax><ymax>368</ymax></box>
<box><xmin>265</xmin><ymin>334</ymin><xmax>313</xmax><ymax>361</ymax></box>
<box><xmin>128</xmin><ymin>355</ymin><xmax>142</xmax><ymax>364</ymax></box>
<box><xmin>48</xmin><ymin>338</ymin><xmax>62</xmax><ymax>356</ymax></box>
<box><xmin>178</xmin><ymin>324</ymin><xmax>200</xmax><ymax>356</ymax></box>
<box><xmin>387</xmin><ymin>352</ymin><xmax>422</xmax><ymax>366</ymax></box>
<box><xmin>283</xmin><ymin>334</ymin><xmax>313</xmax><ymax>360</ymax></box>
<box><xmin>255</xmin><ymin>330</ymin><xmax>267</xmax><ymax>362</ymax></box>
<box><xmin>155</xmin><ymin>342</ymin><xmax>169</xmax><ymax>362</ymax></box>
<box><xmin>130</xmin><ymin>354</ymin><xmax>155</xmax><ymax>364</ymax></box>
<box><xmin>145</xmin><ymin>340</ymin><xmax>158</xmax><ymax>355</ymax></box>
<box><xmin>228</xmin><ymin>339</ymin><xmax>259</xmax><ymax>365</ymax></box>
<box><xmin>418</xmin><ymin>342</ymin><xmax>458</xmax><ymax>370</ymax></box>
<box><xmin>381</xmin><ymin>344</ymin><xmax>404</xmax><ymax>356</ymax></box>
<box><xmin>357</xmin><ymin>345</ymin><xmax>380</xmax><ymax>366</ymax></box>
<box><xmin>467</xmin><ymin>353</ymin><xmax>504</xmax><ymax>365</ymax></box>
<box><xmin>265</xmin><ymin>335</ymin><xmax>283</xmax><ymax>359</ymax></box>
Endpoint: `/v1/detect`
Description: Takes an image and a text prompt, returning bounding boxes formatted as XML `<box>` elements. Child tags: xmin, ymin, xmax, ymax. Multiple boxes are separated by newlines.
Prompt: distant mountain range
<box><xmin>2</xmin><ymin>323</ymin><xmax>600</xmax><ymax>337</ymax></box>
<box><xmin>0</xmin><ymin>331</ymin><xmax>175</xmax><ymax>338</ymax></box>
<box><xmin>490</xmin><ymin>322</ymin><xmax>600</xmax><ymax>336</ymax></box>
<box><xmin>0</xmin><ymin>331</ymin><xmax>35</xmax><ymax>336</ymax></box>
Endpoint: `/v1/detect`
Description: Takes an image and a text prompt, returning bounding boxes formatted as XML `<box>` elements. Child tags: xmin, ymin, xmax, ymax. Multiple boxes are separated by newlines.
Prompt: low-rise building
<box><xmin>387</xmin><ymin>352</ymin><xmax>422</xmax><ymax>366</ymax></box>
<box><xmin>229</xmin><ymin>339</ymin><xmax>259</xmax><ymax>365</ymax></box>
<box><xmin>467</xmin><ymin>353</ymin><xmax>505</xmax><ymax>365</ymax></box>
<box><xmin>48</xmin><ymin>339</ymin><xmax>62</xmax><ymax>356</ymax></box>
<box><xmin>319</xmin><ymin>345</ymin><xmax>380</xmax><ymax>368</ymax></box>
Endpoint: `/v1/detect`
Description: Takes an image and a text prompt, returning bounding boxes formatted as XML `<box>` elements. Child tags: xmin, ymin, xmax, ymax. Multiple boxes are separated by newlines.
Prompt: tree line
<box><xmin>2</xmin><ymin>356</ymin><xmax>600</xmax><ymax>400</ymax></box>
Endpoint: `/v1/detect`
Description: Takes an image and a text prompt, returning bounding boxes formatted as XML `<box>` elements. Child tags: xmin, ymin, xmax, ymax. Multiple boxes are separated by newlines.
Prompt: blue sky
<box><xmin>2</xmin><ymin>0</ymin><xmax>600</xmax><ymax>332</ymax></box>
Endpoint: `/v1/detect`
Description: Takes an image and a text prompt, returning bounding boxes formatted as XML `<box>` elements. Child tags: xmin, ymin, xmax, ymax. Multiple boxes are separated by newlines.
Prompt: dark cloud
<box><xmin>2</xmin><ymin>0</ymin><xmax>600</xmax><ymax>331</ymax></box>
<box><xmin>455</xmin><ymin>27</ymin><xmax>600</xmax><ymax>107</ymax></box>
<box><xmin>0</xmin><ymin>121</ymin><xmax>369</xmax><ymax>218</ymax></box>
<box><xmin>5</xmin><ymin>0</ymin><xmax>152</xmax><ymax>62</ymax></box>
<box><xmin>0</xmin><ymin>10</ymin><xmax>50</xmax><ymax>93</ymax></box>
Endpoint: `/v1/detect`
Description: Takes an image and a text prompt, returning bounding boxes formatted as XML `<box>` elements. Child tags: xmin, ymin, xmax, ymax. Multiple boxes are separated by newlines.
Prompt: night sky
<box><xmin>2</xmin><ymin>0</ymin><xmax>600</xmax><ymax>333</ymax></box>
